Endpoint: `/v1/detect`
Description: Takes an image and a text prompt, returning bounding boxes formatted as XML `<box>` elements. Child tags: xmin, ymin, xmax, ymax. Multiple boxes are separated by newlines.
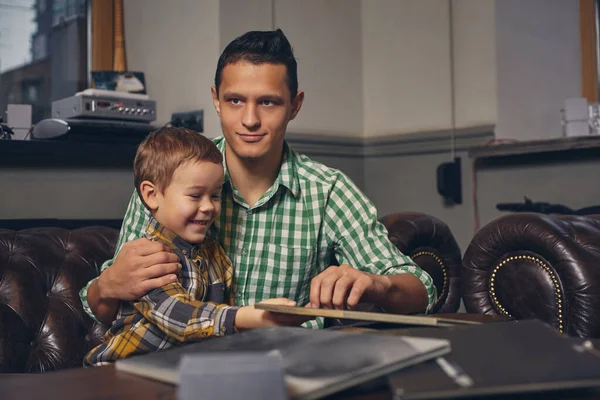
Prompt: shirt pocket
<box><xmin>254</xmin><ymin>243</ymin><xmax>316</xmax><ymax>304</ymax></box>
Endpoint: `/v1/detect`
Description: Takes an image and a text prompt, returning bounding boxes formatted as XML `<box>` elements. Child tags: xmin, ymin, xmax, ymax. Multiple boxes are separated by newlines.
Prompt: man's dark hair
<box><xmin>214</xmin><ymin>28</ymin><xmax>298</xmax><ymax>100</ymax></box>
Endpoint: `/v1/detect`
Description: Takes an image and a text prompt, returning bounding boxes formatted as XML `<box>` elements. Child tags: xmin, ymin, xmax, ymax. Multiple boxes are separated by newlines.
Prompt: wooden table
<box><xmin>1</xmin><ymin>314</ymin><xmax>599</xmax><ymax>400</ymax></box>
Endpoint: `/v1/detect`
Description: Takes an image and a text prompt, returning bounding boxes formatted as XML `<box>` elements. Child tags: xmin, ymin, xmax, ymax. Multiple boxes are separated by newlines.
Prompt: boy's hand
<box><xmin>97</xmin><ymin>238</ymin><xmax>181</xmax><ymax>301</ymax></box>
<box><xmin>234</xmin><ymin>298</ymin><xmax>313</xmax><ymax>331</ymax></box>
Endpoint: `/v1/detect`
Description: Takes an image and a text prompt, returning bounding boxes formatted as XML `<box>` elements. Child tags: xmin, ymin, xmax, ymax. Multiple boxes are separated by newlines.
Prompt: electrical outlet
<box><xmin>171</xmin><ymin>110</ymin><xmax>204</xmax><ymax>133</ymax></box>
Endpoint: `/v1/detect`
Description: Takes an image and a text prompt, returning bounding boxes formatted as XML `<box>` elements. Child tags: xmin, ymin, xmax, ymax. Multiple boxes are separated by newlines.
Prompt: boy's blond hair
<box><xmin>133</xmin><ymin>127</ymin><xmax>223</xmax><ymax>206</ymax></box>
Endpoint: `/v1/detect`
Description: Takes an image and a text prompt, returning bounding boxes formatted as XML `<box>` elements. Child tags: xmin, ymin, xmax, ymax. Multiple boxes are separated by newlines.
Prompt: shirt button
<box><xmin>182</xmin><ymin>249</ymin><xmax>187</xmax><ymax>255</ymax></box>
<box><xmin>247</xmin><ymin>210</ymin><xmax>253</xmax><ymax>215</ymax></box>
<box><xmin>241</xmin><ymin>249</ymin><xmax>247</xmax><ymax>256</ymax></box>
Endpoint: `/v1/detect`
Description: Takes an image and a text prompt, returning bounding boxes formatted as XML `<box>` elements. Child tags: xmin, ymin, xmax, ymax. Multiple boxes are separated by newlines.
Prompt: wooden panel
<box><xmin>581</xmin><ymin>0</ymin><xmax>598</xmax><ymax>102</ymax></box>
<box><xmin>113</xmin><ymin>0</ymin><xmax>127</xmax><ymax>72</ymax></box>
<box><xmin>91</xmin><ymin>0</ymin><xmax>114</xmax><ymax>71</ymax></box>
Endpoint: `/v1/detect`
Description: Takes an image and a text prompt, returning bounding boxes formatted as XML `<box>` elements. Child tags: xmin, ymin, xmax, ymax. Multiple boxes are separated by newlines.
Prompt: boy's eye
<box><xmin>189</xmin><ymin>194</ymin><xmax>200</xmax><ymax>199</ymax></box>
<box><xmin>211</xmin><ymin>193</ymin><xmax>222</xmax><ymax>200</ymax></box>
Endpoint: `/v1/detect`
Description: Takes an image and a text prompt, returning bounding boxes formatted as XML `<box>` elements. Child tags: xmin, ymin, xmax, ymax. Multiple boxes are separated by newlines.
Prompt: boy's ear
<box><xmin>140</xmin><ymin>180</ymin><xmax>160</xmax><ymax>211</ymax></box>
<box><xmin>211</xmin><ymin>86</ymin><xmax>221</xmax><ymax>117</ymax></box>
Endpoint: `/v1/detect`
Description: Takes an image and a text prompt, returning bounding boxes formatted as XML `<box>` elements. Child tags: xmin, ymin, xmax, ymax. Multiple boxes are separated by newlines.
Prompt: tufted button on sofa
<box><xmin>462</xmin><ymin>212</ymin><xmax>600</xmax><ymax>338</ymax></box>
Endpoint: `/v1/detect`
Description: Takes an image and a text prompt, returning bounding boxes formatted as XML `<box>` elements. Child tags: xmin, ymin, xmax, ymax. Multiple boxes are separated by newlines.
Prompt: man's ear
<box><xmin>290</xmin><ymin>90</ymin><xmax>304</xmax><ymax>121</ymax></box>
<box><xmin>211</xmin><ymin>86</ymin><xmax>221</xmax><ymax>117</ymax></box>
<box><xmin>140</xmin><ymin>180</ymin><xmax>160</xmax><ymax>211</ymax></box>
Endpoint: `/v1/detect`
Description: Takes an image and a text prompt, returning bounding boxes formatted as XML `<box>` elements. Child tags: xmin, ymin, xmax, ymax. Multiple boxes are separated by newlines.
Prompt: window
<box><xmin>0</xmin><ymin>0</ymin><xmax>89</xmax><ymax>124</ymax></box>
<box><xmin>32</xmin><ymin>33</ymin><xmax>47</xmax><ymax>61</ymax></box>
<box><xmin>52</xmin><ymin>0</ymin><xmax>86</xmax><ymax>27</ymax></box>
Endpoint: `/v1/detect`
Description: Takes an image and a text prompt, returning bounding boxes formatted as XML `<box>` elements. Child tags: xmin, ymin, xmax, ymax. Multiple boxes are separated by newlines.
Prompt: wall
<box><xmin>124</xmin><ymin>0</ymin><xmax>221</xmax><ymax>136</ymax></box>
<box><xmin>361</xmin><ymin>0</ymin><xmax>452</xmax><ymax>135</ymax></box>
<box><xmin>452</xmin><ymin>0</ymin><xmax>497</xmax><ymax>128</ymax></box>
<box><xmin>218</xmin><ymin>0</ymin><xmax>365</xmax><ymax>137</ymax></box>
<box><xmin>275</xmin><ymin>0</ymin><xmax>364</xmax><ymax>136</ymax></box>
<box><xmin>219</xmin><ymin>0</ymin><xmax>273</xmax><ymax>47</ymax></box>
<box><xmin>1</xmin><ymin>167</ymin><xmax>133</xmax><ymax>219</ymax></box>
<box><xmin>123</xmin><ymin>0</ymin><xmax>497</xmax><ymax>139</ymax></box>
<box><xmin>121</xmin><ymin>0</ymin><xmax>579</xmax><ymax>141</ymax></box>
<box><xmin>495</xmin><ymin>0</ymin><xmax>582</xmax><ymax>140</ymax></box>
<box><xmin>361</xmin><ymin>0</ymin><xmax>497</xmax><ymax>136</ymax></box>
<box><xmin>363</xmin><ymin>127</ymin><xmax>492</xmax><ymax>252</ymax></box>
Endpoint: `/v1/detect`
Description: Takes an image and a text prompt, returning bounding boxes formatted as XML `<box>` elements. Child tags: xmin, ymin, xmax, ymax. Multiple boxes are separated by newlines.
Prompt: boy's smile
<box><xmin>148</xmin><ymin>160</ymin><xmax>224</xmax><ymax>244</ymax></box>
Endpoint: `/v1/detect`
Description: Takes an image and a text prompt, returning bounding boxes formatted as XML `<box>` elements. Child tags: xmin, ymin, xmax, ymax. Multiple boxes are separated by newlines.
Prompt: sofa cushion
<box><xmin>0</xmin><ymin>227</ymin><xmax>117</xmax><ymax>372</ymax></box>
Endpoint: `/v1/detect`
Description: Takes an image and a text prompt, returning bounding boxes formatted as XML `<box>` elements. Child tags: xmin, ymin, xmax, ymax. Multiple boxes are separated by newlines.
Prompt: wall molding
<box><xmin>286</xmin><ymin>125</ymin><xmax>495</xmax><ymax>158</ymax></box>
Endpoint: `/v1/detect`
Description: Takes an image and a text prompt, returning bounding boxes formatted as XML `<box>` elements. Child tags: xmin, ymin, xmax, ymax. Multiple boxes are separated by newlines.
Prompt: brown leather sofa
<box><xmin>0</xmin><ymin>212</ymin><xmax>461</xmax><ymax>373</ymax></box>
<box><xmin>462</xmin><ymin>212</ymin><xmax>600</xmax><ymax>339</ymax></box>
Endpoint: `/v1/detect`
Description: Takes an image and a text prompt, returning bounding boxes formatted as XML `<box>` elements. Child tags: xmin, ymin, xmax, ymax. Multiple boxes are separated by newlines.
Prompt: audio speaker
<box><xmin>436</xmin><ymin>157</ymin><xmax>462</xmax><ymax>204</ymax></box>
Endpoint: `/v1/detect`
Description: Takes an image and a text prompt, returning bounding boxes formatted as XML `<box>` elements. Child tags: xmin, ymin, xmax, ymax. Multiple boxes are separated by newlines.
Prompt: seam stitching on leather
<box><xmin>412</xmin><ymin>251</ymin><xmax>447</xmax><ymax>309</ymax></box>
<box><xmin>490</xmin><ymin>255</ymin><xmax>564</xmax><ymax>332</ymax></box>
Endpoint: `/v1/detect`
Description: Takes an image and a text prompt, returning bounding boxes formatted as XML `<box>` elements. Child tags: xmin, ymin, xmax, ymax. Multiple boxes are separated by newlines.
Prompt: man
<box><xmin>80</xmin><ymin>29</ymin><xmax>436</xmax><ymax>328</ymax></box>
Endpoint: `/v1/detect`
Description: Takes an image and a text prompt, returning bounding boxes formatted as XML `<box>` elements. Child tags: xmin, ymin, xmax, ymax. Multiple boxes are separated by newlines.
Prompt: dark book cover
<box><xmin>115</xmin><ymin>326</ymin><xmax>450</xmax><ymax>400</ymax></box>
<box><xmin>387</xmin><ymin>319</ymin><xmax>600</xmax><ymax>399</ymax></box>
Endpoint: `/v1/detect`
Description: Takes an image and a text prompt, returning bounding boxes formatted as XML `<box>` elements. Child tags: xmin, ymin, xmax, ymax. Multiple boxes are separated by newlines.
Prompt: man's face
<box><xmin>212</xmin><ymin>61</ymin><xmax>304</xmax><ymax>163</ymax></box>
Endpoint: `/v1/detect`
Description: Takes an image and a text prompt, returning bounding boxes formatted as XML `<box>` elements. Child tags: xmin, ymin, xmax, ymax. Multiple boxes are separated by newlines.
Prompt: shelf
<box><xmin>0</xmin><ymin>139</ymin><xmax>138</xmax><ymax>167</ymax></box>
<box><xmin>468</xmin><ymin>136</ymin><xmax>600</xmax><ymax>159</ymax></box>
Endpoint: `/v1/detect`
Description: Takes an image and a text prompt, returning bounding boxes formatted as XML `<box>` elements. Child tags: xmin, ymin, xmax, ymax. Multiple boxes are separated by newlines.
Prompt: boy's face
<box><xmin>148</xmin><ymin>160</ymin><xmax>224</xmax><ymax>244</ymax></box>
<box><xmin>211</xmin><ymin>61</ymin><xmax>304</xmax><ymax>163</ymax></box>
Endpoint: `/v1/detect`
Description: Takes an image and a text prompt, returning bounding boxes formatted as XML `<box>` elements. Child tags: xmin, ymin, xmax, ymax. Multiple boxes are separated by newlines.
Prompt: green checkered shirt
<box><xmin>80</xmin><ymin>137</ymin><xmax>436</xmax><ymax>328</ymax></box>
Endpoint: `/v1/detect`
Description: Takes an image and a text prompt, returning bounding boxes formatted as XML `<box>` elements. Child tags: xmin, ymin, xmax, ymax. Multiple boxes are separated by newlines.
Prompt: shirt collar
<box><xmin>214</xmin><ymin>137</ymin><xmax>300</xmax><ymax>198</ymax></box>
<box><xmin>145</xmin><ymin>216</ymin><xmax>199</xmax><ymax>257</ymax></box>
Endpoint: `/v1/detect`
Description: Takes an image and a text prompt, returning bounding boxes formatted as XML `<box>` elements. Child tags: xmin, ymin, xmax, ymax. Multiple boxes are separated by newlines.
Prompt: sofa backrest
<box><xmin>0</xmin><ymin>227</ymin><xmax>117</xmax><ymax>372</ymax></box>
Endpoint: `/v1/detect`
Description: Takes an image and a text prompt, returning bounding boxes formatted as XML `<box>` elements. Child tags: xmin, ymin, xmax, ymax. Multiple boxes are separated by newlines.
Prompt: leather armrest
<box><xmin>381</xmin><ymin>212</ymin><xmax>462</xmax><ymax>314</ymax></box>
<box><xmin>463</xmin><ymin>212</ymin><xmax>600</xmax><ymax>338</ymax></box>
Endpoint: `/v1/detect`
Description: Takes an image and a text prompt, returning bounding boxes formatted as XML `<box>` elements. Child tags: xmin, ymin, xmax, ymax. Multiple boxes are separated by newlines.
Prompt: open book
<box><xmin>115</xmin><ymin>326</ymin><xmax>450</xmax><ymax>400</ymax></box>
<box><xmin>254</xmin><ymin>303</ymin><xmax>482</xmax><ymax>327</ymax></box>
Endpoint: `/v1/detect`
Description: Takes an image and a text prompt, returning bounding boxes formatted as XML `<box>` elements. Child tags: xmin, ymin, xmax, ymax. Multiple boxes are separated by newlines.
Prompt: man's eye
<box><xmin>229</xmin><ymin>98</ymin><xmax>241</xmax><ymax>105</ymax></box>
<box><xmin>261</xmin><ymin>100</ymin><xmax>274</xmax><ymax>106</ymax></box>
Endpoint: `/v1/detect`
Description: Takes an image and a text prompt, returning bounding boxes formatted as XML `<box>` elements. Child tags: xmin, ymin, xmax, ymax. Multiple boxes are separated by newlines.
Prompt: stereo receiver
<box><xmin>52</xmin><ymin>94</ymin><xmax>156</xmax><ymax>123</ymax></box>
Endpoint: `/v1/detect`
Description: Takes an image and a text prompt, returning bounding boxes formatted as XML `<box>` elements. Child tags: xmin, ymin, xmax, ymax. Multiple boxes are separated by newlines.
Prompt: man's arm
<box><xmin>79</xmin><ymin>192</ymin><xmax>180</xmax><ymax>325</ymax></box>
<box><xmin>311</xmin><ymin>173</ymin><xmax>436</xmax><ymax>314</ymax></box>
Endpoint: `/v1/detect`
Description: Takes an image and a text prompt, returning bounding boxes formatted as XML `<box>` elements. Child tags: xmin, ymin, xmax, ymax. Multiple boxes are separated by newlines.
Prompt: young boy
<box><xmin>84</xmin><ymin>127</ymin><xmax>301</xmax><ymax>366</ymax></box>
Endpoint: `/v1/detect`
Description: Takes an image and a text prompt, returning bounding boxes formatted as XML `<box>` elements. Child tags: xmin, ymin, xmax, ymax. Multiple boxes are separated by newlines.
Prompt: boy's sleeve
<box><xmin>133</xmin><ymin>282</ymin><xmax>240</xmax><ymax>341</ymax></box>
<box><xmin>79</xmin><ymin>191</ymin><xmax>150</xmax><ymax>322</ymax></box>
<box><xmin>323</xmin><ymin>173</ymin><xmax>437</xmax><ymax>313</ymax></box>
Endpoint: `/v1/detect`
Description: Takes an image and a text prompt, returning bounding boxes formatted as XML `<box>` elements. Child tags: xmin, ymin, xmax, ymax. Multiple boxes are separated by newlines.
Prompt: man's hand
<box><xmin>88</xmin><ymin>238</ymin><xmax>181</xmax><ymax>324</ymax></box>
<box><xmin>97</xmin><ymin>238</ymin><xmax>181</xmax><ymax>300</ymax></box>
<box><xmin>308</xmin><ymin>264</ymin><xmax>390</xmax><ymax>310</ymax></box>
<box><xmin>235</xmin><ymin>298</ymin><xmax>313</xmax><ymax>330</ymax></box>
<box><xmin>308</xmin><ymin>264</ymin><xmax>429</xmax><ymax>314</ymax></box>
